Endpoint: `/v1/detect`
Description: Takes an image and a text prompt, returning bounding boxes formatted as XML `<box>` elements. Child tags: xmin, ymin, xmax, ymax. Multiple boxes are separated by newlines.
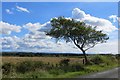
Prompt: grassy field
<box><xmin>2</xmin><ymin>56</ymin><xmax>83</xmax><ymax>64</ymax></box>
<box><xmin>2</xmin><ymin>55</ymin><xmax>119</xmax><ymax>78</ymax></box>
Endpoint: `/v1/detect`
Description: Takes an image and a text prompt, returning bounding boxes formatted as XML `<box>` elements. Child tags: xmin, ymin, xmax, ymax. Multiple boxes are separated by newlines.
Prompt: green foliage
<box><xmin>58</xmin><ymin>59</ymin><xmax>84</xmax><ymax>72</ymax></box>
<box><xmin>47</xmin><ymin>16</ymin><xmax>109</xmax><ymax>51</ymax></box>
<box><xmin>33</xmin><ymin>61</ymin><xmax>44</xmax><ymax>69</ymax></box>
<box><xmin>25</xmin><ymin>71</ymin><xmax>52</xmax><ymax>78</ymax></box>
<box><xmin>43</xmin><ymin>63</ymin><xmax>54</xmax><ymax>70</ymax></box>
<box><xmin>2</xmin><ymin>55</ymin><xmax>118</xmax><ymax>78</ymax></box>
<box><xmin>71</xmin><ymin>63</ymin><xmax>84</xmax><ymax>71</ymax></box>
<box><xmin>2</xmin><ymin>63</ymin><xmax>14</xmax><ymax>75</ymax></box>
<box><xmin>102</xmin><ymin>55</ymin><xmax>117</xmax><ymax>65</ymax></box>
<box><xmin>16</xmin><ymin>61</ymin><xmax>34</xmax><ymax>73</ymax></box>
<box><xmin>49</xmin><ymin>69</ymin><xmax>64</xmax><ymax>75</ymax></box>
<box><xmin>47</xmin><ymin>16</ymin><xmax>109</xmax><ymax>64</ymax></box>
<box><xmin>90</xmin><ymin>55</ymin><xmax>117</xmax><ymax>65</ymax></box>
<box><xmin>90</xmin><ymin>55</ymin><xmax>104</xmax><ymax>65</ymax></box>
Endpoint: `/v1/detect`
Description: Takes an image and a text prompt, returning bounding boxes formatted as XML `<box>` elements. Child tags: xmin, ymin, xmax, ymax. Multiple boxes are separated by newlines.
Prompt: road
<box><xmin>78</xmin><ymin>67</ymin><xmax>119</xmax><ymax>78</ymax></box>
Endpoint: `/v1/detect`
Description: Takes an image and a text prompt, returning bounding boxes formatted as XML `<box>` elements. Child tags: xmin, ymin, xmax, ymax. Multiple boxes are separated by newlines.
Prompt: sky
<box><xmin>1</xmin><ymin>0</ymin><xmax>120</xmax><ymax>2</ymax></box>
<box><xmin>1</xmin><ymin>2</ymin><xmax>119</xmax><ymax>54</ymax></box>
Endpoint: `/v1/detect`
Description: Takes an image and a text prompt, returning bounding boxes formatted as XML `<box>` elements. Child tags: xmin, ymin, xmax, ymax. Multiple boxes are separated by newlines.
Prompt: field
<box><xmin>2</xmin><ymin>54</ymin><xmax>119</xmax><ymax>78</ymax></box>
<box><xmin>2</xmin><ymin>56</ymin><xmax>83</xmax><ymax>64</ymax></box>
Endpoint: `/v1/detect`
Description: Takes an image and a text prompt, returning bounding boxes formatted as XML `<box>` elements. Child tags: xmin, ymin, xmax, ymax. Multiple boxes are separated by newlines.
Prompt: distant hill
<box><xmin>1</xmin><ymin>52</ymin><xmax>117</xmax><ymax>57</ymax></box>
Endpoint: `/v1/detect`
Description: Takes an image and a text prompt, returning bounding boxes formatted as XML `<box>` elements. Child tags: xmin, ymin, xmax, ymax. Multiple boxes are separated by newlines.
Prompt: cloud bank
<box><xmin>72</xmin><ymin>8</ymin><xmax>117</xmax><ymax>33</ymax></box>
<box><xmin>0</xmin><ymin>21</ymin><xmax>21</xmax><ymax>35</ymax></box>
<box><xmin>1</xmin><ymin>8</ymin><xmax>118</xmax><ymax>54</ymax></box>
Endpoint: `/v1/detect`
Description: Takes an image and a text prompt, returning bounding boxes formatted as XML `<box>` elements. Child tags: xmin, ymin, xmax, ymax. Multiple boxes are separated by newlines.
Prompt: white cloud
<box><xmin>40</xmin><ymin>21</ymin><xmax>53</xmax><ymax>32</ymax></box>
<box><xmin>0</xmin><ymin>21</ymin><xmax>22</xmax><ymax>35</ymax></box>
<box><xmin>1</xmin><ymin>36</ymin><xmax>79</xmax><ymax>53</ymax></box>
<box><xmin>23</xmin><ymin>23</ymin><xmax>41</xmax><ymax>32</ymax></box>
<box><xmin>87</xmin><ymin>40</ymin><xmax>118</xmax><ymax>54</ymax></box>
<box><xmin>109</xmin><ymin>15</ymin><xmax>118</xmax><ymax>23</ymax></box>
<box><xmin>1</xmin><ymin>36</ymin><xmax>21</xmax><ymax>50</ymax></box>
<box><xmin>72</xmin><ymin>8</ymin><xmax>117</xmax><ymax>33</ymax></box>
<box><xmin>23</xmin><ymin>22</ymin><xmax>51</xmax><ymax>39</ymax></box>
<box><xmin>1</xmin><ymin>35</ymin><xmax>118</xmax><ymax>54</ymax></box>
<box><xmin>1</xmin><ymin>35</ymin><xmax>117</xmax><ymax>53</ymax></box>
<box><xmin>24</xmin><ymin>32</ymin><xmax>51</xmax><ymax>40</ymax></box>
<box><xmin>23</xmin><ymin>21</ymin><xmax>53</xmax><ymax>33</ymax></box>
<box><xmin>5</xmin><ymin>9</ymin><xmax>13</xmax><ymax>14</ymax></box>
<box><xmin>1</xmin><ymin>21</ymin><xmax>79</xmax><ymax>52</ymax></box>
<box><xmin>16</xmin><ymin>5</ymin><xmax>30</xmax><ymax>13</ymax></box>
<box><xmin>72</xmin><ymin>8</ymin><xmax>86</xmax><ymax>19</ymax></box>
<box><xmin>1</xmin><ymin>8</ymin><xmax>118</xmax><ymax>54</ymax></box>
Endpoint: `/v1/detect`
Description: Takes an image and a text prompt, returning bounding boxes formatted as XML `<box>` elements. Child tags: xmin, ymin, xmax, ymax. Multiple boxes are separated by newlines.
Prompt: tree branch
<box><xmin>81</xmin><ymin>39</ymin><xmax>86</xmax><ymax>48</ymax></box>
<box><xmin>73</xmin><ymin>39</ymin><xmax>78</xmax><ymax>46</ymax></box>
<box><xmin>72</xmin><ymin>38</ymin><xmax>81</xmax><ymax>49</ymax></box>
<box><xmin>84</xmin><ymin>43</ymin><xmax>96</xmax><ymax>51</ymax></box>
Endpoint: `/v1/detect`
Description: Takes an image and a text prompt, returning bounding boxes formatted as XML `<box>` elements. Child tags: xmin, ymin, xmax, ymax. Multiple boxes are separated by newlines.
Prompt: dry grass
<box><xmin>2</xmin><ymin>56</ymin><xmax>83</xmax><ymax>64</ymax></box>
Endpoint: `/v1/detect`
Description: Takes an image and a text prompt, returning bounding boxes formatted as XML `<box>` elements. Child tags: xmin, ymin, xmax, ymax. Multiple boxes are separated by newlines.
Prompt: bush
<box><xmin>90</xmin><ymin>55</ymin><xmax>117</xmax><ymax>65</ymax></box>
<box><xmin>44</xmin><ymin>63</ymin><xmax>54</xmax><ymax>70</ymax></box>
<box><xmin>103</xmin><ymin>55</ymin><xmax>117</xmax><ymax>65</ymax></box>
<box><xmin>16</xmin><ymin>61</ymin><xmax>34</xmax><ymax>73</ymax></box>
<box><xmin>58</xmin><ymin>62</ymin><xmax>84</xmax><ymax>72</ymax></box>
<box><xmin>59</xmin><ymin>65</ymin><xmax>69</xmax><ymax>72</ymax></box>
<box><xmin>2</xmin><ymin>63</ymin><xmax>14</xmax><ymax>75</ymax></box>
<box><xmin>90</xmin><ymin>55</ymin><xmax>104</xmax><ymax>65</ymax></box>
<box><xmin>33</xmin><ymin>61</ymin><xmax>44</xmax><ymax>69</ymax></box>
<box><xmin>59</xmin><ymin>59</ymin><xmax>70</xmax><ymax>66</ymax></box>
<box><xmin>71</xmin><ymin>63</ymin><xmax>84</xmax><ymax>71</ymax></box>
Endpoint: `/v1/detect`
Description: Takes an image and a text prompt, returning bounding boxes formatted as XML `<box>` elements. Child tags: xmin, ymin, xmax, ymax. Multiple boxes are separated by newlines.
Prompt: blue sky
<box><xmin>3</xmin><ymin>2</ymin><xmax>118</xmax><ymax>24</ymax></box>
<box><xmin>1</xmin><ymin>2</ymin><xmax>118</xmax><ymax>53</ymax></box>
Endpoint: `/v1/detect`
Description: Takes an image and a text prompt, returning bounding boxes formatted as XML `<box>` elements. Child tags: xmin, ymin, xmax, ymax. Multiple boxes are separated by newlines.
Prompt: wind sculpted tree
<box><xmin>46</xmin><ymin>17</ymin><xmax>109</xmax><ymax>64</ymax></box>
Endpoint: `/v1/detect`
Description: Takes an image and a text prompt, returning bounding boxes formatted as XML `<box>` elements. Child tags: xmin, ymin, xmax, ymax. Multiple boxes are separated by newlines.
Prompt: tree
<box><xmin>46</xmin><ymin>17</ymin><xmax>109</xmax><ymax>64</ymax></box>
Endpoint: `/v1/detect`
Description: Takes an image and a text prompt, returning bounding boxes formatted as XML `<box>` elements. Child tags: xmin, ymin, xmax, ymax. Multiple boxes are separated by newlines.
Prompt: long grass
<box><xmin>2</xmin><ymin>55</ymin><xmax>118</xmax><ymax>78</ymax></box>
<box><xmin>2</xmin><ymin>56</ymin><xmax>83</xmax><ymax>65</ymax></box>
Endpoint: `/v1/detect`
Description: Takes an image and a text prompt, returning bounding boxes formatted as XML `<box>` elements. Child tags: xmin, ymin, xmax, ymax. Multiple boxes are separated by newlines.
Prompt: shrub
<box><xmin>16</xmin><ymin>61</ymin><xmax>34</xmax><ymax>73</ymax></box>
<box><xmin>59</xmin><ymin>65</ymin><xmax>69</xmax><ymax>72</ymax></box>
<box><xmin>90</xmin><ymin>55</ymin><xmax>104</xmax><ymax>65</ymax></box>
<box><xmin>59</xmin><ymin>59</ymin><xmax>70</xmax><ymax>66</ymax></box>
<box><xmin>90</xmin><ymin>55</ymin><xmax>117</xmax><ymax>65</ymax></box>
<box><xmin>58</xmin><ymin>62</ymin><xmax>84</xmax><ymax>72</ymax></box>
<box><xmin>55</xmin><ymin>63</ymin><xmax>58</xmax><ymax>67</ymax></box>
<box><xmin>33</xmin><ymin>61</ymin><xmax>44</xmax><ymax>69</ymax></box>
<box><xmin>71</xmin><ymin>63</ymin><xmax>84</xmax><ymax>71</ymax></box>
<box><xmin>44</xmin><ymin>63</ymin><xmax>54</xmax><ymax>70</ymax></box>
<box><xmin>2</xmin><ymin>63</ymin><xmax>14</xmax><ymax>75</ymax></box>
<box><xmin>103</xmin><ymin>55</ymin><xmax>117</xmax><ymax>65</ymax></box>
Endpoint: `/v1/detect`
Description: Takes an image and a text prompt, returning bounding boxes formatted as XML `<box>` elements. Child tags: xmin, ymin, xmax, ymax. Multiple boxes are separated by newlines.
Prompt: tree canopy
<box><xmin>46</xmin><ymin>16</ymin><xmax>109</xmax><ymax>64</ymax></box>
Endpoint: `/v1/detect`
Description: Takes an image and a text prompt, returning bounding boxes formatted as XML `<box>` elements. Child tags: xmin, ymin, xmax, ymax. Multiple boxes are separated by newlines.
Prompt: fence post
<box><xmin>83</xmin><ymin>59</ymin><xmax>85</xmax><ymax>64</ymax></box>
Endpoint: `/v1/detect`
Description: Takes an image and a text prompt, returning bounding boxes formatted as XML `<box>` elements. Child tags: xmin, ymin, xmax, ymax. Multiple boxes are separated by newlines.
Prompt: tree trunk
<box><xmin>72</xmin><ymin>40</ymin><xmax>88</xmax><ymax>64</ymax></box>
<box><xmin>81</xmin><ymin>49</ymin><xmax>88</xmax><ymax>64</ymax></box>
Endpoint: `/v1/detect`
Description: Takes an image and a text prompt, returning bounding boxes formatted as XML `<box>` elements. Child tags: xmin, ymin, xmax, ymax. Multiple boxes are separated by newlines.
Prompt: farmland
<box><xmin>1</xmin><ymin>52</ymin><xmax>119</xmax><ymax>78</ymax></box>
<box><xmin>2</xmin><ymin>56</ymin><xmax>83</xmax><ymax>65</ymax></box>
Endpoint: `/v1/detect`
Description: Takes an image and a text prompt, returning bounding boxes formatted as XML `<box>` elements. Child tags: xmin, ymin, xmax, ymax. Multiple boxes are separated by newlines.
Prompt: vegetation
<box><xmin>2</xmin><ymin>52</ymin><xmax>86</xmax><ymax>57</ymax></box>
<box><xmin>2</xmin><ymin>56</ymin><xmax>83</xmax><ymax>65</ymax></box>
<box><xmin>2</xmin><ymin>54</ymin><xmax>118</xmax><ymax>78</ymax></box>
<box><xmin>46</xmin><ymin>16</ymin><xmax>109</xmax><ymax>64</ymax></box>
